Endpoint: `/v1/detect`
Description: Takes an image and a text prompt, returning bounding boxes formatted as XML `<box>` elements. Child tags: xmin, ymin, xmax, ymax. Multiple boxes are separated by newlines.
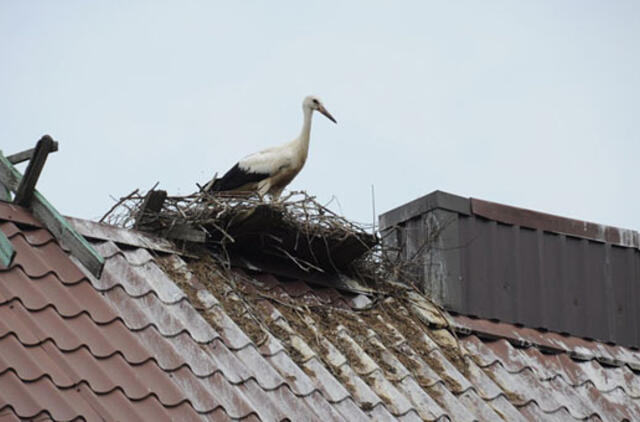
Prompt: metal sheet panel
<box><xmin>380</xmin><ymin>190</ymin><xmax>640</xmax><ymax>348</ymax></box>
<box><xmin>471</xmin><ymin>197</ymin><xmax>640</xmax><ymax>248</ymax></box>
<box><xmin>456</xmin><ymin>212</ymin><xmax>640</xmax><ymax>347</ymax></box>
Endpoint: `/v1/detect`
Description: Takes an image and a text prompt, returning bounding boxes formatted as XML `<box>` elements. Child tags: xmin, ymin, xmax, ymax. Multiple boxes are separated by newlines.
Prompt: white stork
<box><xmin>204</xmin><ymin>95</ymin><xmax>337</xmax><ymax>199</ymax></box>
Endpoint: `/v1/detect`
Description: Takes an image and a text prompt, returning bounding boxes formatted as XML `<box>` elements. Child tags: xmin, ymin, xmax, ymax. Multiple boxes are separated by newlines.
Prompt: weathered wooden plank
<box><xmin>134</xmin><ymin>190</ymin><xmax>167</xmax><ymax>229</ymax></box>
<box><xmin>0</xmin><ymin>150</ymin><xmax>104</xmax><ymax>278</ymax></box>
<box><xmin>232</xmin><ymin>256</ymin><xmax>377</xmax><ymax>296</ymax></box>
<box><xmin>0</xmin><ymin>183</ymin><xmax>10</xmax><ymax>201</ymax></box>
<box><xmin>0</xmin><ymin>152</ymin><xmax>21</xmax><ymax>191</ymax></box>
<box><xmin>67</xmin><ymin>216</ymin><xmax>197</xmax><ymax>257</ymax></box>
<box><xmin>7</xmin><ymin>140</ymin><xmax>59</xmax><ymax>164</ymax></box>
<box><xmin>14</xmin><ymin>135</ymin><xmax>55</xmax><ymax>206</ymax></box>
<box><xmin>164</xmin><ymin>224</ymin><xmax>206</xmax><ymax>243</ymax></box>
<box><xmin>30</xmin><ymin>191</ymin><xmax>104</xmax><ymax>277</ymax></box>
<box><xmin>0</xmin><ymin>228</ymin><xmax>15</xmax><ymax>267</ymax></box>
<box><xmin>379</xmin><ymin>190</ymin><xmax>471</xmax><ymax>230</ymax></box>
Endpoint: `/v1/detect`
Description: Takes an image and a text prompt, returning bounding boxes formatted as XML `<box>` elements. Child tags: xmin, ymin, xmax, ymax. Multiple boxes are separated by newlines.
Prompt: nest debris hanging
<box><xmin>102</xmin><ymin>190</ymin><xmax>378</xmax><ymax>277</ymax></box>
<box><xmin>101</xmin><ymin>188</ymin><xmax>464</xmax><ymax>375</ymax></box>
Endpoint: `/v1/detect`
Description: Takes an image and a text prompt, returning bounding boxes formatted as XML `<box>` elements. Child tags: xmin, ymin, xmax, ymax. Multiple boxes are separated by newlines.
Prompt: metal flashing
<box><xmin>0</xmin><ymin>147</ymin><xmax>104</xmax><ymax>278</ymax></box>
<box><xmin>0</xmin><ymin>228</ymin><xmax>14</xmax><ymax>267</ymax></box>
<box><xmin>379</xmin><ymin>190</ymin><xmax>471</xmax><ymax>230</ymax></box>
<box><xmin>471</xmin><ymin>197</ymin><xmax>640</xmax><ymax>248</ymax></box>
<box><xmin>382</xmin><ymin>190</ymin><xmax>640</xmax><ymax>349</ymax></box>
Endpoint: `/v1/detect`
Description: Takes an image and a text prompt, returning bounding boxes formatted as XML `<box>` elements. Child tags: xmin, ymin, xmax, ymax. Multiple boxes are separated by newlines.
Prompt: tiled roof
<box><xmin>1</xmin><ymin>201</ymin><xmax>640</xmax><ymax>421</ymax></box>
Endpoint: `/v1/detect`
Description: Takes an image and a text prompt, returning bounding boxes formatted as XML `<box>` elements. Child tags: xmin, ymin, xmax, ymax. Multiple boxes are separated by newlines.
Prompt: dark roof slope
<box><xmin>1</xmin><ymin>200</ymin><xmax>640</xmax><ymax>421</ymax></box>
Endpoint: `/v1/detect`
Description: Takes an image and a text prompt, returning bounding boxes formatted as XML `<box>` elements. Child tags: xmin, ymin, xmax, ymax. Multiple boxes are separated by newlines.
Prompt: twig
<box><xmin>274</xmin><ymin>246</ymin><xmax>325</xmax><ymax>273</ymax></box>
<box><xmin>99</xmin><ymin>188</ymin><xmax>139</xmax><ymax>223</ymax></box>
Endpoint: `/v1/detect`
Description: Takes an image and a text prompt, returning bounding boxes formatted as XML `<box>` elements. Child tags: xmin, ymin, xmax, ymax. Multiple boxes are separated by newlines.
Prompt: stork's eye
<box><xmin>313</xmin><ymin>99</ymin><xmax>319</xmax><ymax>104</ymax></box>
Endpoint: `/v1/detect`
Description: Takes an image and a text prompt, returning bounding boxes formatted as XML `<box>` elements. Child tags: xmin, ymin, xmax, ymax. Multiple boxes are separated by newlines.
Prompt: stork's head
<box><xmin>303</xmin><ymin>95</ymin><xmax>337</xmax><ymax>124</ymax></box>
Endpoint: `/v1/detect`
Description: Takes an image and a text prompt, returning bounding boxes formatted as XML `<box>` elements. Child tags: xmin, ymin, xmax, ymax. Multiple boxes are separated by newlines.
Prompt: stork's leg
<box><xmin>257</xmin><ymin>179</ymin><xmax>272</xmax><ymax>199</ymax></box>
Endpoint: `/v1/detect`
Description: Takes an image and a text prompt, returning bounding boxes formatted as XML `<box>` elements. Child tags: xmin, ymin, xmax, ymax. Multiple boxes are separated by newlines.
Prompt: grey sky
<box><xmin>1</xmin><ymin>1</ymin><xmax>639</xmax><ymax>230</ymax></box>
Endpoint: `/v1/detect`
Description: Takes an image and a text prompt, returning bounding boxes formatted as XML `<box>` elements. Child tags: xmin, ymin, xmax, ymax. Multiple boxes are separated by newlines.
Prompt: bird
<box><xmin>203</xmin><ymin>95</ymin><xmax>337</xmax><ymax>199</ymax></box>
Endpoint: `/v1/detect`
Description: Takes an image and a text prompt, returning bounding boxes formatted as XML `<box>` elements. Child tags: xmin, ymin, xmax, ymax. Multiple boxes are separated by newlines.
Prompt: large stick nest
<box><xmin>103</xmin><ymin>190</ymin><xmax>379</xmax><ymax>277</ymax></box>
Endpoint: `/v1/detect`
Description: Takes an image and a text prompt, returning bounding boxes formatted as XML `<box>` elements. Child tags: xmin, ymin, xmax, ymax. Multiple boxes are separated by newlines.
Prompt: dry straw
<box><xmin>102</xmin><ymin>187</ymin><xmax>463</xmax><ymax>356</ymax></box>
<box><xmin>101</xmin><ymin>188</ymin><xmax>445</xmax><ymax>291</ymax></box>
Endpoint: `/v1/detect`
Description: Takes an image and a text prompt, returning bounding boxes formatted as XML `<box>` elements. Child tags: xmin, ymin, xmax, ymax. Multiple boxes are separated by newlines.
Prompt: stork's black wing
<box><xmin>205</xmin><ymin>163</ymin><xmax>271</xmax><ymax>192</ymax></box>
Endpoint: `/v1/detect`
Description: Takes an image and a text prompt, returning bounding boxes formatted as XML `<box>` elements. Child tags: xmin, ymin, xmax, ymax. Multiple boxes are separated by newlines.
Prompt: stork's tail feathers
<box><xmin>208</xmin><ymin>163</ymin><xmax>271</xmax><ymax>192</ymax></box>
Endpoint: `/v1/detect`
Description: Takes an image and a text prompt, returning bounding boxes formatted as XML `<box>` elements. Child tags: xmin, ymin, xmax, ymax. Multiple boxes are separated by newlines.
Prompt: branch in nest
<box><xmin>99</xmin><ymin>188</ymin><xmax>139</xmax><ymax>223</ymax></box>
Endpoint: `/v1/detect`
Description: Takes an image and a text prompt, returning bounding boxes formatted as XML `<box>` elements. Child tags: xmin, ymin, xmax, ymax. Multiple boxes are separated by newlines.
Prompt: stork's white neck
<box><xmin>293</xmin><ymin>106</ymin><xmax>314</xmax><ymax>164</ymax></box>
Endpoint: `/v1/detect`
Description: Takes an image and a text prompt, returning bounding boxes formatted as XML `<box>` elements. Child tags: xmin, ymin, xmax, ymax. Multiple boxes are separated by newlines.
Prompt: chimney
<box><xmin>379</xmin><ymin>190</ymin><xmax>640</xmax><ymax>348</ymax></box>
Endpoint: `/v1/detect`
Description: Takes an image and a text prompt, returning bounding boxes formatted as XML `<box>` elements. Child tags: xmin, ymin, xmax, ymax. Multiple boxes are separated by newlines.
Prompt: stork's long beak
<box><xmin>318</xmin><ymin>105</ymin><xmax>337</xmax><ymax>124</ymax></box>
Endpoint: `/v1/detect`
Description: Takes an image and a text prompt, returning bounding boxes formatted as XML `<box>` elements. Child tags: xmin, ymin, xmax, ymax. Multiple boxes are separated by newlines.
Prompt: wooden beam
<box><xmin>134</xmin><ymin>190</ymin><xmax>167</xmax><ymax>229</ymax></box>
<box><xmin>0</xmin><ymin>149</ymin><xmax>104</xmax><ymax>278</ymax></box>
<box><xmin>31</xmin><ymin>192</ymin><xmax>104</xmax><ymax>277</ymax></box>
<box><xmin>132</xmin><ymin>190</ymin><xmax>206</xmax><ymax>243</ymax></box>
<box><xmin>7</xmin><ymin>140</ymin><xmax>59</xmax><ymax>164</ymax></box>
<box><xmin>67</xmin><ymin>216</ymin><xmax>195</xmax><ymax>256</ymax></box>
<box><xmin>0</xmin><ymin>229</ymin><xmax>15</xmax><ymax>268</ymax></box>
<box><xmin>164</xmin><ymin>224</ymin><xmax>206</xmax><ymax>243</ymax></box>
<box><xmin>14</xmin><ymin>135</ymin><xmax>56</xmax><ymax>206</ymax></box>
<box><xmin>0</xmin><ymin>184</ymin><xmax>10</xmax><ymax>201</ymax></box>
<box><xmin>0</xmin><ymin>153</ymin><xmax>21</xmax><ymax>191</ymax></box>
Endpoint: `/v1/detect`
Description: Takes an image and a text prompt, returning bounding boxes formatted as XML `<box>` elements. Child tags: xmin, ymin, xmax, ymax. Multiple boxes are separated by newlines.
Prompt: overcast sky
<box><xmin>1</xmin><ymin>1</ymin><xmax>639</xmax><ymax>230</ymax></box>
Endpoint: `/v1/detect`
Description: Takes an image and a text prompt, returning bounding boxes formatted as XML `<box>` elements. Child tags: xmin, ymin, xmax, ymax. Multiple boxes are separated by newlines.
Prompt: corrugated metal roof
<box><xmin>379</xmin><ymin>190</ymin><xmax>640</xmax><ymax>349</ymax></box>
<box><xmin>2</xmin><ymin>200</ymin><xmax>640</xmax><ymax>421</ymax></box>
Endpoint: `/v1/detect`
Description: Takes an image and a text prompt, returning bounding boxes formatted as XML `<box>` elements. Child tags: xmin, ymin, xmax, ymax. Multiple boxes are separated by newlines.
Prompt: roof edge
<box><xmin>471</xmin><ymin>197</ymin><xmax>639</xmax><ymax>248</ymax></box>
<box><xmin>379</xmin><ymin>190</ymin><xmax>470</xmax><ymax>230</ymax></box>
<box><xmin>67</xmin><ymin>216</ymin><xmax>197</xmax><ymax>257</ymax></box>
<box><xmin>379</xmin><ymin>190</ymin><xmax>639</xmax><ymax>249</ymax></box>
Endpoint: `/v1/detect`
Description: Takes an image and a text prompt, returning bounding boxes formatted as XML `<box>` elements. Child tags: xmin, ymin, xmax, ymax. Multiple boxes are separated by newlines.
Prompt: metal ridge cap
<box><xmin>378</xmin><ymin>190</ymin><xmax>639</xmax><ymax>249</ymax></box>
<box><xmin>471</xmin><ymin>198</ymin><xmax>640</xmax><ymax>248</ymax></box>
<box><xmin>379</xmin><ymin>190</ymin><xmax>471</xmax><ymax>230</ymax></box>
